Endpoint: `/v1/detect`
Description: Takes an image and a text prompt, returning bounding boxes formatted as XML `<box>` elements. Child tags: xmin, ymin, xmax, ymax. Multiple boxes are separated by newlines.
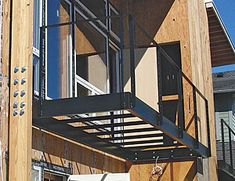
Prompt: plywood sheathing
<box><xmin>0</xmin><ymin>0</ymin><xmax>11</xmax><ymax>180</ymax></box>
<box><xmin>0</xmin><ymin>76</ymin><xmax>9</xmax><ymax>181</ymax></box>
<box><xmin>124</xmin><ymin>0</ymin><xmax>216</xmax><ymax>180</ymax></box>
<box><xmin>32</xmin><ymin>128</ymin><xmax>126</xmax><ymax>174</ymax></box>
<box><xmin>124</xmin><ymin>0</ymin><xmax>196</xmax><ymax>179</ymax></box>
<box><xmin>187</xmin><ymin>0</ymin><xmax>217</xmax><ymax>180</ymax></box>
<box><xmin>8</xmin><ymin>0</ymin><xmax>34</xmax><ymax>180</ymax></box>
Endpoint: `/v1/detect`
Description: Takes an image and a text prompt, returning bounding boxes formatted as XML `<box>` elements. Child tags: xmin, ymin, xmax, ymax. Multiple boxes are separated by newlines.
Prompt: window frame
<box><xmin>32</xmin><ymin>165</ymin><xmax>42</xmax><ymax>181</ymax></box>
<box><xmin>74</xmin><ymin>6</ymin><xmax>108</xmax><ymax>96</ymax></box>
<box><xmin>43</xmin><ymin>169</ymin><xmax>69</xmax><ymax>181</ymax></box>
<box><xmin>74</xmin><ymin>1</ymin><xmax>121</xmax><ymax>97</ymax></box>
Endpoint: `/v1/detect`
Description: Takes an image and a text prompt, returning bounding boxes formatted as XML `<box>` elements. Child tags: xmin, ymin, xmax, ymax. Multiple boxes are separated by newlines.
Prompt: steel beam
<box><xmin>129</xmin><ymin>97</ymin><xmax>210</xmax><ymax>157</ymax></box>
<box><xmin>130</xmin><ymin>148</ymin><xmax>197</xmax><ymax>163</ymax></box>
<box><xmin>39</xmin><ymin>92</ymin><xmax>132</xmax><ymax>118</ymax></box>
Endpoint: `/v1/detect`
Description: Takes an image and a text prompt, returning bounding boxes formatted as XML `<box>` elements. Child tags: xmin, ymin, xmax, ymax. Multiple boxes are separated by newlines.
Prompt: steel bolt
<box><xmin>14</xmin><ymin>67</ymin><xmax>19</xmax><ymax>73</ymax></box>
<box><xmin>19</xmin><ymin>109</ymin><xmax>25</xmax><ymax>116</ymax></box>
<box><xmin>13</xmin><ymin>102</ymin><xmax>18</xmax><ymax>108</ymax></box>
<box><xmin>21</xmin><ymin>78</ymin><xmax>26</xmax><ymax>85</ymax></box>
<box><xmin>21</xmin><ymin>67</ymin><xmax>27</xmax><ymax>73</ymax></box>
<box><xmin>13</xmin><ymin>91</ymin><xmax>19</xmax><ymax>97</ymax></box>
<box><xmin>14</xmin><ymin>79</ymin><xmax>19</xmax><ymax>85</ymax></box>
<box><xmin>13</xmin><ymin>111</ymin><xmax>18</xmax><ymax>116</ymax></box>
<box><xmin>20</xmin><ymin>90</ymin><xmax>26</xmax><ymax>97</ymax></box>
<box><xmin>20</xmin><ymin>102</ymin><xmax>26</xmax><ymax>108</ymax></box>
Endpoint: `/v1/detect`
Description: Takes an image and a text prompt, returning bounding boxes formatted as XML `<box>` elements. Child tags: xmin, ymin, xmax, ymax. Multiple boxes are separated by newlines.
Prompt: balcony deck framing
<box><xmin>33</xmin><ymin>92</ymin><xmax>210</xmax><ymax>163</ymax></box>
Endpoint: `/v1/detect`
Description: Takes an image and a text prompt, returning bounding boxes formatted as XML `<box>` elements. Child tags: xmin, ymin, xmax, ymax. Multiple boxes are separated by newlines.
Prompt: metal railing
<box><xmin>220</xmin><ymin>119</ymin><xmax>235</xmax><ymax>169</ymax></box>
<box><xmin>37</xmin><ymin>12</ymin><xmax>211</xmax><ymax>156</ymax></box>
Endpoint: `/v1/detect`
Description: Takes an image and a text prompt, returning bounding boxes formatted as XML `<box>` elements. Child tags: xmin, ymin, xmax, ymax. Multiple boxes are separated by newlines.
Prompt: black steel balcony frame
<box><xmin>34</xmin><ymin>1</ymin><xmax>211</xmax><ymax>163</ymax></box>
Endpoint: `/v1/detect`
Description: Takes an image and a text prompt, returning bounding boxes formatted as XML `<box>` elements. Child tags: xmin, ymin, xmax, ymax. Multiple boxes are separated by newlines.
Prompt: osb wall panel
<box><xmin>187</xmin><ymin>0</ymin><xmax>217</xmax><ymax>180</ymax></box>
<box><xmin>155</xmin><ymin>0</ymin><xmax>195</xmax><ymax>140</ymax></box>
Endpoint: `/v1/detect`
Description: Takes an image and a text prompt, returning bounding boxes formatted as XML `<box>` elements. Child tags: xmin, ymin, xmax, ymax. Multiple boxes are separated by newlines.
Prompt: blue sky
<box><xmin>212</xmin><ymin>0</ymin><xmax>235</xmax><ymax>73</ymax></box>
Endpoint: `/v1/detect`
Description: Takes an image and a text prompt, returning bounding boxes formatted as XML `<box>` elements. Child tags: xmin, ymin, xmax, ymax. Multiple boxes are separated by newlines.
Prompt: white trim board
<box><xmin>68</xmin><ymin>173</ymin><xmax>130</xmax><ymax>181</ymax></box>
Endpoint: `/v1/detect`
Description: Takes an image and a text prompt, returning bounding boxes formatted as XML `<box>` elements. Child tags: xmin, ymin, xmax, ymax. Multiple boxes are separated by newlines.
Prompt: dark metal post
<box><xmin>71</xmin><ymin>0</ymin><xmax>75</xmax><ymax>97</ymax></box>
<box><xmin>228</xmin><ymin>127</ymin><xmax>233</xmax><ymax>168</ymax></box>
<box><xmin>177</xmin><ymin>71</ymin><xmax>185</xmax><ymax>138</ymax></box>
<box><xmin>39</xmin><ymin>27</ymin><xmax>46</xmax><ymax>116</ymax></box>
<box><xmin>119</xmin><ymin>15</ymin><xmax>124</xmax><ymax>93</ymax></box>
<box><xmin>221</xmin><ymin>119</ymin><xmax>225</xmax><ymax>162</ymax></box>
<box><xmin>33</xmin><ymin>66</ymin><xmax>35</xmax><ymax>101</ymax></box>
<box><xmin>118</xmin><ymin>15</ymin><xmax>125</xmax><ymax>144</ymax></box>
<box><xmin>156</xmin><ymin>46</ymin><xmax>163</xmax><ymax>125</ymax></box>
<box><xmin>205</xmin><ymin>100</ymin><xmax>211</xmax><ymax>156</ymax></box>
<box><xmin>193</xmin><ymin>87</ymin><xmax>199</xmax><ymax>148</ymax></box>
<box><xmin>128</xmin><ymin>15</ymin><xmax>136</xmax><ymax>107</ymax></box>
<box><xmin>39</xmin><ymin>0</ymin><xmax>46</xmax><ymax>116</ymax></box>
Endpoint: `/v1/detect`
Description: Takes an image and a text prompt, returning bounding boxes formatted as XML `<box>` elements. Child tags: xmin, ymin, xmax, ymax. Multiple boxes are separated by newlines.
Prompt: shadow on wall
<box><xmin>32</xmin><ymin>128</ymin><xmax>126</xmax><ymax>174</ymax></box>
<box><xmin>33</xmin><ymin>127</ymin><xmax>197</xmax><ymax>180</ymax></box>
<box><xmin>111</xmin><ymin>0</ymin><xmax>175</xmax><ymax>85</ymax></box>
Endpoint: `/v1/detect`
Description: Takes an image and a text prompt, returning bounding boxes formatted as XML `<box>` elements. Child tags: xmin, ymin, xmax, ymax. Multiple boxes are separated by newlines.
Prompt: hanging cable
<box><xmin>151</xmin><ymin>156</ymin><xmax>164</xmax><ymax>180</ymax></box>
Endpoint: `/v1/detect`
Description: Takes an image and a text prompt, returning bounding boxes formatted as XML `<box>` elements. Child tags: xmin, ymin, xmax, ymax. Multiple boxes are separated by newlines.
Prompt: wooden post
<box><xmin>8</xmin><ymin>0</ymin><xmax>33</xmax><ymax>180</ymax></box>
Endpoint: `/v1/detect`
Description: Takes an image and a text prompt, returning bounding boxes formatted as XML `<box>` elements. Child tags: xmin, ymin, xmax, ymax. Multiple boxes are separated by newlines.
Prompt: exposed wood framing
<box><xmin>7</xmin><ymin>0</ymin><xmax>34</xmax><ymax>180</ymax></box>
<box><xmin>1</xmin><ymin>0</ymin><xmax>11</xmax><ymax>180</ymax></box>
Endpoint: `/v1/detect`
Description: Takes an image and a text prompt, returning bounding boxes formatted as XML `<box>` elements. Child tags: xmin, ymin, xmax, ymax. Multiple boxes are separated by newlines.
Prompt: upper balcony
<box><xmin>33</xmin><ymin>0</ymin><xmax>211</xmax><ymax>163</ymax></box>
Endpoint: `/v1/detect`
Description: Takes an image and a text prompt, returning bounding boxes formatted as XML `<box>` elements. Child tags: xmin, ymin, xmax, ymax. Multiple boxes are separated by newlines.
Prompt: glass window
<box><xmin>44</xmin><ymin>171</ymin><xmax>67</xmax><ymax>181</ymax></box>
<box><xmin>33</xmin><ymin>0</ymin><xmax>41</xmax><ymax>95</ymax></box>
<box><xmin>33</xmin><ymin>0</ymin><xmax>40</xmax><ymax>50</ymax></box>
<box><xmin>33</xmin><ymin>55</ymin><xmax>40</xmax><ymax>93</ymax></box>
<box><xmin>46</xmin><ymin>0</ymin><xmax>72</xmax><ymax>99</ymax></box>
<box><xmin>75</xmin><ymin>11</ymin><xmax>107</xmax><ymax>94</ymax></box>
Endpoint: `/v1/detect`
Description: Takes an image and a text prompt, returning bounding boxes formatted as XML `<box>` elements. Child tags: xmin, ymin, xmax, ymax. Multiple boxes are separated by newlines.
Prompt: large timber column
<box><xmin>8</xmin><ymin>0</ymin><xmax>33</xmax><ymax>180</ymax></box>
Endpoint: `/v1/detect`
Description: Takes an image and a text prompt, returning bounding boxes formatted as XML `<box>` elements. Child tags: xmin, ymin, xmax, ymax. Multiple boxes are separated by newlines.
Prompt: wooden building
<box><xmin>206</xmin><ymin>0</ymin><xmax>235</xmax><ymax>180</ymax></box>
<box><xmin>0</xmin><ymin>0</ymin><xmax>218</xmax><ymax>180</ymax></box>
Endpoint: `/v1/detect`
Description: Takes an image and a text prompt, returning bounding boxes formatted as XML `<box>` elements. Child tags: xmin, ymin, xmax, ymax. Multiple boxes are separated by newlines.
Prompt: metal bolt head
<box><xmin>19</xmin><ymin>109</ymin><xmax>25</xmax><ymax>116</ymax></box>
<box><xmin>20</xmin><ymin>90</ymin><xmax>26</xmax><ymax>97</ymax></box>
<box><xmin>20</xmin><ymin>102</ymin><xmax>26</xmax><ymax>108</ymax></box>
<box><xmin>14</xmin><ymin>67</ymin><xmax>19</xmax><ymax>73</ymax></box>
<box><xmin>21</xmin><ymin>66</ymin><xmax>27</xmax><ymax>73</ymax></box>
<box><xmin>14</xmin><ymin>79</ymin><xmax>19</xmax><ymax>85</ymax></box>
<box><xmin>21</xmin><ymin>78</ymin><xmax>26</xmax><ymax>85</ymax></box>
<box><xmin>13</xmin><ymin>91</ymin><xmax>19</xmax><ymax>97</ymax></box>
<box><xmin>13</xmin><ymin>111</ymin><xmax>18</xmax><ymax>116</ymax></box>
<box><xmin>13</xmin><ymin>102</ymin><xmax>18</xmax><ymax>108</ymax></box>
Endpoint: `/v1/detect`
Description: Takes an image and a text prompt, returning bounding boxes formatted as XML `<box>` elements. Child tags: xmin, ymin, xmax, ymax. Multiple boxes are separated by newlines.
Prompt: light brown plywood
<box><xmin>188</xmin><ymin>0</ymin><xmax>217</xmax><ymax>180</ymax></box>
<box><xmin>8</xmin><ymin>0</ymin><xmax>34</xmax><ymax>180</ymax></box>
<box><xmin>32</xmin><ymin>128</ymin><xmax>126</xmax><ymax>174</ymax></box>
<box><xmin>0</xmin><ymin>0</ymin><xmax>11</xmax><ymax>180</ymax></box>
